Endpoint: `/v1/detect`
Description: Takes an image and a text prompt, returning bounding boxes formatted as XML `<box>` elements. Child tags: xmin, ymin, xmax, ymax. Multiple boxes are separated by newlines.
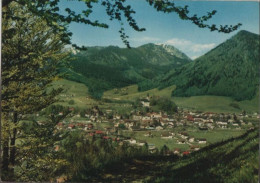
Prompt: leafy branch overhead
<box><xmin>3</xmin><ymin>0</ymin><xmax>242</xmax><ymax>48</ymax></box>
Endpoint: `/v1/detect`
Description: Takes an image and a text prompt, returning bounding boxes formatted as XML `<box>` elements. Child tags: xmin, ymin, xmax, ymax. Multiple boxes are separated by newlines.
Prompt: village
<box><xmin>50</xmin><ymin>97</ymin><xmax>258</xmax><ymax>156</ymax></box>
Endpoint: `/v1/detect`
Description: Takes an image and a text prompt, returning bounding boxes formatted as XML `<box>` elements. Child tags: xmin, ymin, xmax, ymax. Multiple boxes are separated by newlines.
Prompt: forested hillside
<box><xmin>63</xmin><ymin>44</ymin><xmax>191</xmax><ymax>98</ymax></box>
<box><xmin>156</xmin><ymin>30</ymin><xmax>259</xmax><ymax>101</ymax></box>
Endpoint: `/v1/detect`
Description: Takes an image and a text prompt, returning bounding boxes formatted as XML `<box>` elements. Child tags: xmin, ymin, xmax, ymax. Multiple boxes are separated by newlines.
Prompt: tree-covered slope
<box><xmin>64</xmin><ymin>43</ymin><xmax>191</xmax><ymax>98</ymax></box>
<box><xmin>149</xmin><ymin>128</ymin><xmax>259</xmax><ymax>183</ymax></box>
<box><xmin>95</xmin><ymin>128</ymin><xmax>258</xmax><ymax>183</ymax></box>
<box><xmin>157</xmin><ymin>30</ymin><xmax>259</xmax><ymax>101</ymax></box>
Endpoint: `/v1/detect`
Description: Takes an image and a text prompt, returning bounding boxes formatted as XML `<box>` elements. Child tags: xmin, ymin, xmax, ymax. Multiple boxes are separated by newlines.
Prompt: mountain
<box><xmin>156</xmin><ymin>30</ymin><xmax>260</xmax><ymax>101</ymax></box>
<box><xmin>64</xmin><ymin>43</ymin><xmax>191</xmax><ymax>98</ymax></box>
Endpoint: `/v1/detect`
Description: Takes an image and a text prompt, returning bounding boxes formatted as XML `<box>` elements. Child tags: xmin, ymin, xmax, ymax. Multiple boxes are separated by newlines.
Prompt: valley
<box><xmin>25</xmin><ymin>30</ymin><xmax>259</xmax><ymax>182</ymax></box>
<box><xmin>48</xmin><ymin>78</ymin><xmax>258</xmax><ymax>153</ymax></box>
<box><xmin>3</xmin><ymin>1</ymin><xmax>259</xmax><ymax>182</ymax></box>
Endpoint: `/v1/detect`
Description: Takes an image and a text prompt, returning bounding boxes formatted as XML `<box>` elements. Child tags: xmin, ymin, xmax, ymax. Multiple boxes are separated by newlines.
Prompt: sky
<box><xmin>59</xmin><ymin>1</ymin><xmax>259</xmax><ymax>59</ymax></box>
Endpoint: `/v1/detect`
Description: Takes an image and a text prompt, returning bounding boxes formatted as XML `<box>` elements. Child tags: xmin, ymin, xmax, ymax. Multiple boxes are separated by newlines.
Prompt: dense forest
<box><xmin>63</xmin><ymin>44</ymin><xmax>191</xmax><ymax>99</ymax></box>
<box><xmin>156</xmin><ymin>30</ymin><xmax>260</xmax><ymax>101</ymax></box>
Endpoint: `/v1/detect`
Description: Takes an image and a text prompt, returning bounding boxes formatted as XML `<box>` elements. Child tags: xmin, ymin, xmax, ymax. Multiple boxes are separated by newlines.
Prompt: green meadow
<box><xmin>51</xmin><ymin>79</ymin><xmax>259</xmax><ymax>114</ymax></box>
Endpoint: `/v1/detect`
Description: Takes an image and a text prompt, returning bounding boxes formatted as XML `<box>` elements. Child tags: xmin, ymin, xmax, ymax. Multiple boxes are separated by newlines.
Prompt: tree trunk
<box><xmin>2</xmin><ymin>140</ymin><xmax>9</xmax><ymax>176</ymax></box>
<box><xmin>10</xmin><ymin>112</ymin><xmax>18</xmax><ymax>166</ymax></box>
<box><xmin>9</xmin><ymin>112</ymin><xmax>18</xmax><ymax>177</ymax></box>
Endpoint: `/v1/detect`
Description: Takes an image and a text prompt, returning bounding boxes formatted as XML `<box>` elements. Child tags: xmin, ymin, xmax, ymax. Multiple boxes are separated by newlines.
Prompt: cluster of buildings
<box><xmin>53</xmin><ymin>104</ymin><xmax>256</xmax><ymax>155</ymax></box>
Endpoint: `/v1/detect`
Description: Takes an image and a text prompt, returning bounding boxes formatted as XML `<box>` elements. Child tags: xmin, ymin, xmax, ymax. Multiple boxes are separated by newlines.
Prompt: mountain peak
<box><xmin>232</xmin><ymin>30</ymin><xmax>259</xmax><ymax>41</ymax></box>
<box><xmin>236</xmin><ymin>30</ymin><xmax>258</xmax><ymax>36</ymax></box>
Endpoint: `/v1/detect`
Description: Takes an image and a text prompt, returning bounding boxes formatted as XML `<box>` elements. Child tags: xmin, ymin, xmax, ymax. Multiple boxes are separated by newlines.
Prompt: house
<box><xmin>148</xmin><ymin>144</ymin><xmax>156</xmax><ymax>150</ymax></box>
<box><xmin>133</xmin><ymin>115</ymin><xmax>142</xmax><ymax>120</ymax></box>
<box><xmin>199</xmin><ymin>127</ymin><xmax>208</xmax><ymax>131</ymax></box>
<box><xmin>54</xmin><ymin>145</ymin><xmax>60</xmax><ymax>152</ymax></box>
<box><xmin>168</xmin><ymin>116</ymin><xmax>174</xmax><ymax>122</ymax></box>
<box><xmin>190</xmin><ymin>145</ymin><xmax>200</xmax><ymax>151</ymax></box>
<box><xmin>228</xmin><ymin>119</ymin><xmax>234</xmax><ymax>123</ymax></box>
<box><xmin>76</xmin><ymin>123</ymin><xmax>85</xmax><ymax>128</ymax></box>
<box><xmin>57</xmin><ymin>122</ymin><xmax>64</xmax><ymax>130</ymax></box>
<box><xmin>194</xmin><ymin>118</ymin><xmax>204</xmax><ymax>122</ymax></box>
<box><xmin>137</xmin><ymin>140</ymin><xmax>146</xmax><ymax>146</ymax></box>
<box><xmin>197</xmin><ymin>138</ymin><xmax>207</xmax><ymax>144</ymax></box>
<box><xmin>188</xmin><ymin>137</ymin><xmax>195</xmax><ymax>143</ymax></box>
<box><xmin>155</xmin><ymin>126</ymin><xmax>163</xmax><ymax>131</ymax></box>
<box><xmin>180</xmin><ymin>132</ymin><xmax>189</xmax><ymax>139</ymax></box>
<box><xmin>140</xmin><ymin>99</ymin><xmax>150</xmax><ymax>107</ymax></box>
<box><xmin>187</xmin><ymin>115</ymin><xmax>194</xmax><ymax>122</ymax></box>
<box><xmin>173</xmin><ymin>148</ymin><xmax>180</xmax><ymax>155</ymax></box>
<box><xmin>182</xmin><ymin>151</ymin><xmax>190</xmax><ymax>156</ymax></box>
<box><xmin>177</xmin><ymin>140</ymin><xmax>186</xmax><ymax>144</ymax></box>
<box><xmin>161</xmin><ymin>115</ymin><xmax>169</xmax><ymax>121</ymax></box>
<box><xmin>129</xmin><ymin>139</ymin><xmax>137</xmax><ymax>144</ymax></box>
<box><xmin>151</xmin><ymin>112</ymin><xmax>162</xmax><ymax>119</ymax></box>
<box><xmin>144</xmin><ymin>132</ymin><xmax>152</xmax><ymax>137</ymax></box>
<box><xmin>146</xmin><ymin>126</ymin><xmax>155</xmax><ymax>130</ymax></box>
<box><xmin>216</xmin><ymin>121</ymin><xmax>228</xmax><ymax>128</ymax></box>
<box><xmin>95</xmin><ymin>130</ymin><xmax>104</xmax><ymax>135</ymax></box>
<box><xmin>232</xmin><ymin>123</ymin><xmax>240</xmax><ymax>127</ymax></box>
<box><xmin>142</xmin><ymin>116</ymin><xmax>151</xmax><ymax>121</ymax></box>
<box><xmin>68</xmin><ymin>124</ymin><xmax>75</xmax><ymax>129</ymax></box>
<box><xmin>160</xmin><ymin>121</ymin><xmax>167</xmax><ymax>127</ymax></box>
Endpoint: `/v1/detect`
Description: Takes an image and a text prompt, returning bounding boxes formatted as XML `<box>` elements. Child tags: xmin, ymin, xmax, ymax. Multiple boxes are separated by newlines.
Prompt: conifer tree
<box><xmin>1</xmin><ymin>2</ymin><xmax>69</xmax><ymax>180</ymax></box>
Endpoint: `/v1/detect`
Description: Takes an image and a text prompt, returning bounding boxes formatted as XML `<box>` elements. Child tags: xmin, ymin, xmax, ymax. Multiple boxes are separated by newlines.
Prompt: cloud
<box><xmin>164</xmin><ymin>38</ymin><xmax>216</xmax><ymax>53</ymax></box>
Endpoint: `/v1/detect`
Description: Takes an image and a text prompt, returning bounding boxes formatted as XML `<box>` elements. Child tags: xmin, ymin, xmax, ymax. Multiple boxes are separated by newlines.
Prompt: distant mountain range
<box><xmin>63</xmin><ymin>43</ymin><xmax>191</xmax><ymax>98</ymax></box>
<box><xmin>156</xmin><ymin>30</ymin><xmax>259</xmax><ymax>101</ymax></box>
<box><xmin>63</xmin><ymin>30</ymin><xmax>259</xmax><ymax>101</ymax></box>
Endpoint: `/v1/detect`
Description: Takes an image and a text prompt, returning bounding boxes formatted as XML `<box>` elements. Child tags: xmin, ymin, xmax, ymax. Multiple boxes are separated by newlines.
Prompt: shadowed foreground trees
<box><xmin>1</xmin><ymin>2</ymin><xmax>69</xmax><ymax>180</ymax></box>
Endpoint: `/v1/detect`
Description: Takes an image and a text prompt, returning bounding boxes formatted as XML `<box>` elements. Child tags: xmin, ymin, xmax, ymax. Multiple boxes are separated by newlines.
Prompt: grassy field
<box><xmin>103</xmin><ymin>84</ymin><xmax>175</xmax><ymax>101</ymax></box>
<box><xmin>51</xmin><ymin>79</ymin><xmax>259</xmax><ymax>114</ymax></box>
<box><xmin>104</xmin><ymin>83</ymin><xmax>259</xmax><ymax>114</ymax></box>
<box><xmin>51</xmin><ymin>79</ymin><xmax>97</xmax><ymax>108</ymax></box>
<box><xmin>173</xmin><ymin>95</ymin><xmax>259</xmax><ymax>114</ymax></box>
<box><xmin>51</xmin><ymin>79</ymin><xmax>133</xmax><ymax>111</ymax></box>
<box><xmin>120</xmin><ymin>128</ymin><xmax>245</xmax><ymax>151</ymax></box>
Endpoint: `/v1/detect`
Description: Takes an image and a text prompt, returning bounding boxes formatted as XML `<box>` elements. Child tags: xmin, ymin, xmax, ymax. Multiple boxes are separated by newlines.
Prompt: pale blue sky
<box><xmin>59</xmin><ymin>1</ymin><xmax>259</xmax><ymax>59</ymax></box>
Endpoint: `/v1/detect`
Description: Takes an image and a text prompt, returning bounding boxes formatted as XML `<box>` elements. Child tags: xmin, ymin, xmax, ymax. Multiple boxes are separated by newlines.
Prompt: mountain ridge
<box><xmin>156</xmin><ymin>30</ymin><xmax>260</xmax><ymax>101</ymax></box>
<box><xmin>64</xmin><ymin>43</ymin><xmax>191</xmax><ymax>98</ymax></box>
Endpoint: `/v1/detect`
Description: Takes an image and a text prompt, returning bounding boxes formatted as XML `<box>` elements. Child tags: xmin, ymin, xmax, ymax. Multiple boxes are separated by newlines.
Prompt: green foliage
<box><xmin>2</xmin><ymin>0</ymin><xmax>241</xmax><ymax>49</ymax></box>
<box><xmin>59</xmin><ymin>130</ymin><xmax>150</xmax><ymax>181</ymax></box>
<box><xmin>68</xmin><ymin>100</ymin><xmax>75</xmax><ymax>105</ymax></box>
<box><xmin>160</xmin><ymin>145</ymin><xmax>170</xmax><ymax>155</ymax></box>
<box><xmin>146</xmin><ymin>128</ymin><xmax>259</xmax><ymax>183</ymax></box>
<box><xmin>154</xmin><ymin>30</ymin><xmax>259</xmax><ymax>101</ymax></box>
<box><xmin>15</xmin><ymin>109</ymin><xmax>70</xmax><ymax>182</ymax></box>
<box><xmin>1</xmin><ymin>2</ymin><xmax>69</xmax><ymax>181</ymax></box>
<box><xmin>150</xmin><ymin>96</ymin><xmax>178</xmax><ymax>114</ymax></box>
<box><xmin>63</xmin><ymin>44</ymin><xmax>191</xmax><ymax>99</ymax></box>
<box><xmin>118</xmin><ymin>124</ymin><xmax>126</xmax><ymax>129</ymax></box>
